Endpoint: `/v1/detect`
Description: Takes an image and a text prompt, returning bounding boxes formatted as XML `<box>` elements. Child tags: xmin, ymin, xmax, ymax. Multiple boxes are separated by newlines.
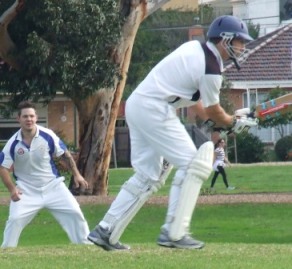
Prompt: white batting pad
<box><xmin>109</xmin><ymin>163</ymin><xmax>173</xmax><ymax>244</ymax></box>
<box><xmin>169</xmin><ymin>141</ymin><xmax>214</xmax><ymax>241</ymax></box>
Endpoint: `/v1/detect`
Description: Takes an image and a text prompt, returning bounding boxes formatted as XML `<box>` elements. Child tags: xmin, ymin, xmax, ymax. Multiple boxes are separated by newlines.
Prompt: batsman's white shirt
<box><xmin>134</xmin><ymin>40</ymin><xmax>223</xmax><ymax>108</ymax></box>
<box><xmin>125</xmin><ymin>40</ymin><xmax>223</xmax><ymax>180</ymax></box>
<box><xmin>0</xmin><ymin>125</ymin><xmax>66</xmax><ymax>189</ymax></box>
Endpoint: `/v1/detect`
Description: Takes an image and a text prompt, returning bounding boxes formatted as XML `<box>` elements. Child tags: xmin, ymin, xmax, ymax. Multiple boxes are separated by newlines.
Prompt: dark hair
<box><xmin>215</xmin><ymin>138</ymin><xmax>225</xmax><ymax>149</ymax></box>
<box><xmin>17</xmin><ymin>101</ymin><xmax>36</xmax><ymax>116</ymax></box>
<box><xmin>208</xmin><ymin>37</ymin><xmax>222</xmax><ymax>44</ymax></box>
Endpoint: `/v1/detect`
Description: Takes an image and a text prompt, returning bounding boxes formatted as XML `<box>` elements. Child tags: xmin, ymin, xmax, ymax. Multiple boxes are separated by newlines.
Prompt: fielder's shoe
<box><xmin>157</xmin><ymin>228</ymin><xmax>205</xmax><ymax>249</ymax></box>
<box><xmin>88</xmin><ymin>225</ymin><xmax>130</xmax><ymax>251</ymax></box>
<box><xmin>227</xmin><ymin>186</ymin><xmax>235</xmax><ymax>190</ymax></box>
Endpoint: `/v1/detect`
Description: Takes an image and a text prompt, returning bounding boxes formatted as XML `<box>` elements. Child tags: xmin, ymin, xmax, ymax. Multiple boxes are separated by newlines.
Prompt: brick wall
<box><xmin>48</xmin><ymin>101</ymin><xmax>77</xmax><ymax>144</ymax></box>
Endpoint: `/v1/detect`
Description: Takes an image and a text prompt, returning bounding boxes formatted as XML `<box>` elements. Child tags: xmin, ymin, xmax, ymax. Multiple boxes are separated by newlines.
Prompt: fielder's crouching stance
<box><xmin>88</xmin><ymin>15</ymin><xmax>258</xmax><ymax>251</ymax></box>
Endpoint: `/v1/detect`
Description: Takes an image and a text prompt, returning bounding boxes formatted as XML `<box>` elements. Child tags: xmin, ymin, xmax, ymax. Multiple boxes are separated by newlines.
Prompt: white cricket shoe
<box><xmin>157</xmin><ymin>228</ymin><xmax>205</xmax><ymax>249</ymax></box>
<box><xmin>88</xmin><ymin>225</ymin><xmax>130</xmax><ymax>251</ymax></box>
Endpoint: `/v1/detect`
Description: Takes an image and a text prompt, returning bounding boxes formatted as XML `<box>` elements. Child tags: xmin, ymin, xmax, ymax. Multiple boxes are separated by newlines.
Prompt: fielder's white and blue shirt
<box><xmin>0</xmin><ymin>125</ymin><xmax>67</xmax><ymax>188</ymax></box>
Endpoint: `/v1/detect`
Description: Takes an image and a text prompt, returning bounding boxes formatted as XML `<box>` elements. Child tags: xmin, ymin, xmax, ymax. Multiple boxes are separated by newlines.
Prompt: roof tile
<box><xmin>224</xmin><ymin>24</ymin><xmax>292</xmax><ymax>82</ymax></box>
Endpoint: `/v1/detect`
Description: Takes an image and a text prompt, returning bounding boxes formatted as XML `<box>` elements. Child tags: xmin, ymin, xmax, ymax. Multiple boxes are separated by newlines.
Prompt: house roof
<box><xmin>224</xmin><ymin>24</ymin><xmax>292</xmax><ymax>89</ymax></box>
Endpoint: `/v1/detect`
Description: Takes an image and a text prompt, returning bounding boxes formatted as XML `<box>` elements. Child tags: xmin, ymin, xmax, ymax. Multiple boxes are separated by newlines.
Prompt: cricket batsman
<box><xmin>88</xmin><ymin>15</ymin><xmax>258</xmax><ymax>250</ymax></box>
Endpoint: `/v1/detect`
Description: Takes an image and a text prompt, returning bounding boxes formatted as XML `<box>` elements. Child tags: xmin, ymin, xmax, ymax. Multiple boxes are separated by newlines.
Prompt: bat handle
<box><xmin>247</xmin><ymin>111</ymin><xmax>256</xmax><ymax>118</ymax></box>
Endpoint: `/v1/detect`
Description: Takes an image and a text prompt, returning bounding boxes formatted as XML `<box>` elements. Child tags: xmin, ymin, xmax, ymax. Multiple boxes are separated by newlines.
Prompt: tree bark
<box><xmin>75</xmin><ymin>89</ymin><xmax>114</xmax><ymax>195</ymax></box>
<box><xmin>0</xmin><ymin>0</ymin><xmax>24</xmax><ymax>70</ymax></box>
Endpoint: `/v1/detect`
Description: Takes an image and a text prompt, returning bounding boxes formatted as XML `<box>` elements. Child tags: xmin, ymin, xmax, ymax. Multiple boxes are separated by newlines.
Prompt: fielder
<box><xmin>0</xmin><ymin>101</ymin><xmax>91</xmax><ymax>248</ymax></box>
<box><xmin>88</xmin><ymin>15</ymin><xmax>258</xmax><ymax>250</ymax></box>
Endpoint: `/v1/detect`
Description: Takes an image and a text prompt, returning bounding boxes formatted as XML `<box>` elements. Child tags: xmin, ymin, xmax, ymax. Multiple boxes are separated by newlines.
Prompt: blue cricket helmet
<box><xmin>207</xmin><ymin>15</ymin><xmax>253</xmax><ymax>42</ymax></box>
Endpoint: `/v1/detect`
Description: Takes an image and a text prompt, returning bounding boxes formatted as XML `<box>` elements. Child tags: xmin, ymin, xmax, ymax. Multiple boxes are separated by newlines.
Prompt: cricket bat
<box><xmin>254</xmin><ymin>93</ymin><xmax>292</xmax><ymax>120</ymax></box>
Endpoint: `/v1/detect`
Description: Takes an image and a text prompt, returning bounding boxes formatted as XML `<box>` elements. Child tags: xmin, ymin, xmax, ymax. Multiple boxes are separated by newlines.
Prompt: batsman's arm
<box><xmin>193</xmin><ymin>100</ymin><xmax>209</xmax><ymax>121</ymax></box>
<box><xmin>204</xmin><ymin>103</ymin><xmax>234</xmax><ymax>128</ymax></box>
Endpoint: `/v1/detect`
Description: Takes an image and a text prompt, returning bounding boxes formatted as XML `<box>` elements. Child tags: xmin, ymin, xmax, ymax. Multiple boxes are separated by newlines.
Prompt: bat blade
<box><xmin>258</xmin><ymin>103</ymin><xmax>292</xmax><ymax>117</ymax></box>
<box><xmin>255</xmin><ymin>93</ymin><xmax>292</xmax><ymax>120</ymax></box>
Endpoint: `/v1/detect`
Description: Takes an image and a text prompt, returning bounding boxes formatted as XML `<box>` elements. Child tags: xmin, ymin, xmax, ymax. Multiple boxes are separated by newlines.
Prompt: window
<box><xmin>280</xmin><ymin>0</ymin><xmax>292</xmax><ymax>21</ymax></box>
<box><xmin>242</xmin><ymin>90</ymin><xmax>268</xmax><ymax>109</ymax></box>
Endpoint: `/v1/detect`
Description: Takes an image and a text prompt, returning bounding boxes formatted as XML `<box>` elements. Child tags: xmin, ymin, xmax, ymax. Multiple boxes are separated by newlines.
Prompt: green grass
<box><xmin>1</xmin><ymin>165</ymin><xmax>292</xmax><ymax>268</ymax></box>
<box><xmin>106</xmin><ymin>165</ymin><xmax>292</xmax><ymax>195</ymax></box>
<box><xmin>1</xmin><ymin>165</ymin><xmax>292</xmax><ymax>196</ymax></box>
<box><xmin>1</xmin><ymin>203</ymin><xmax>292</xmax><ymax>268</ymax></box>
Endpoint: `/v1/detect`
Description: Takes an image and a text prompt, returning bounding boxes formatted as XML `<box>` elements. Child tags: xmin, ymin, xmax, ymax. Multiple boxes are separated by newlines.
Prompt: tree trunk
<box><xmin>75</xmin><ymin>89</ymin><xmax>114</xmax><ymax>195</ymax></box>
<box><xmin>75</xmin><ymin>3</ymin><xmax>146</xmax><ymax>196</ymax></box>
<box><xmin>0</xmin><ymin>0</ymin><xmax>24</xmax><ymax>70</ymax></box>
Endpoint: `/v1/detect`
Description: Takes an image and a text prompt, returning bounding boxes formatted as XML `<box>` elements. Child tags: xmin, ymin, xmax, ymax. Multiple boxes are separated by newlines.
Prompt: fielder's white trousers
<box><xmin>100</xmin><ymin>93</ymin><xmax>197</xmax><ymax>230</ymax></box>
<box><xmin>1</xmin><ymin>178</ymin><xmax>90</xmax><ymax>248</ymax></box>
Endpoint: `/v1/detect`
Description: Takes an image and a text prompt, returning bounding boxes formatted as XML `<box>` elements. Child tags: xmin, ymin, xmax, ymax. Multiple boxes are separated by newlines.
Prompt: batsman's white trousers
<box><xmin>1</xmin><ymin>178</ymin><xmax>90</xmax><ymax>248</ymax></box>
<box><xmin>100</xmin><ymin>93</ymin><xmax>197</xmax><ymax>229</ymax></box>
<box><xmin>127</xmin><ymin>93</ymin><xmax>197</xmax><ymax>179</ymax></box>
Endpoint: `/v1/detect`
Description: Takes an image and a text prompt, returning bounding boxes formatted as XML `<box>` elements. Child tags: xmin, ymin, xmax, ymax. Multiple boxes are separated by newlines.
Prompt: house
<box><xmin>223</xmin><ymin>23</ymin><xmax>292</xmax><ymax>143</ymax></box>
<box><xmin>162</xmin><ymin>0</ymin><xmax>198</xmax><ymax>11</ymax></box>
<box><xmin>203</xmin><ymin>0</ymin><xmax>292</xmax><ymax>36</ymax></box>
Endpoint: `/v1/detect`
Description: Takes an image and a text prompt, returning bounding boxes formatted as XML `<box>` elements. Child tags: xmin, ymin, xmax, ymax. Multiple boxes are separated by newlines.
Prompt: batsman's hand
<box><xmin>231</xmin><ymin>117</ymin><xmax>258</xmax><ymax>134</ymax></box>
<box><xmin>235</xmin><ymin>107</ymin><xmax>257</xmax><ymax>119</ymax></box>
<box><xmin>235</xmin><ymin>108</ymin><xmax>251</xmax><ymax>118</ymax></box>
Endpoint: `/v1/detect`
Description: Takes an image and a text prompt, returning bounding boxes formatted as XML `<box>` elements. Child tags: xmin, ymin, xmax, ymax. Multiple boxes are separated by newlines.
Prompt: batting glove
<box><xmin>235</xmin><ymin>107</ymin><xmax>257</xmax><ymax>119</ymax></box>
<box><xmin>231</xmin><ymin>117</ymin><xmax>258</xmax><ymax>134</ymax></box>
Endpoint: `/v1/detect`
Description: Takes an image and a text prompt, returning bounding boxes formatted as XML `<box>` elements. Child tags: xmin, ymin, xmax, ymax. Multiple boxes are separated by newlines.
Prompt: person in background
<box><xmin>210</xmin><ymin>138</ymin><xmax>235</xmax><ymax>191</ymax></box>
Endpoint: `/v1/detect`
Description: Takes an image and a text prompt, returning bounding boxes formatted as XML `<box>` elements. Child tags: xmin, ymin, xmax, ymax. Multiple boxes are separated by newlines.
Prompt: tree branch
<box><xmin>146</xmin><ymin>0</ymin><xmax>170</xmax><ymax>17</ymax></box>
<box><xmin>0</xmin><ymin>0</ymin><xmax>25</xmax><ymax>70</ymax></box>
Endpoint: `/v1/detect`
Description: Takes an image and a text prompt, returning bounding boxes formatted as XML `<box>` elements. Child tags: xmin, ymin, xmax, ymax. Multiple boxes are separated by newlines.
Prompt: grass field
<box><xmin>0</xmin><ymin>165</ymin><xmax>292</xmax><ymax>268</ymax></box>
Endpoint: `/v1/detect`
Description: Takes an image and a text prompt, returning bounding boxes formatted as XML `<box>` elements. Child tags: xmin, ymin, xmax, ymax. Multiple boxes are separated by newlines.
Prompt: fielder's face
<box><xmin>18</xmin><ymin>108</ymin><xmax>38</xmax><ymax>133</ymax></box>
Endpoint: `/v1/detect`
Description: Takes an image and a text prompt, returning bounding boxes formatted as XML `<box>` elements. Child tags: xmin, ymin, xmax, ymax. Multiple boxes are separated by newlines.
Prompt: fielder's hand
<box><xmin>74</xmin><ymin>175</ymin><xmax>89</xmax><ymax>189</ymax></box>
<box><xmin>10</xmin><ymin>187</ymin><xmax>22</xmax><ymax>202</ymax></box>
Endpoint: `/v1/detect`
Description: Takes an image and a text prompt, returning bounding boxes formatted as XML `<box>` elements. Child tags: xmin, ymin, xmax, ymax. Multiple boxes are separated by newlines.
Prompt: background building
<box><xmin>162</xmin><ymin>0</ymin><xmax>198</xmax><ymax>11</ymax></box>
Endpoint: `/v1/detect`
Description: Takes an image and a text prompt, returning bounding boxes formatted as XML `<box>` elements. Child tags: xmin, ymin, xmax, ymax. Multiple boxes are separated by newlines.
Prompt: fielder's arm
<box><xmin>0</xmin><ymin>166</ymin><xmax>22</xmax><ymax>201</ymax></box>
<box><xmin>60</xmin><ymin>150</ymin><xmax>88</xmax><ymax>189</ymax></box>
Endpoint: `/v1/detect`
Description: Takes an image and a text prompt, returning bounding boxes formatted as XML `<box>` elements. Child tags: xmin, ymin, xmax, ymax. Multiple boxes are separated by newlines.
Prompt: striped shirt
<box><xmin>214</xmin><ymin>147</ymin><xmax>225</xmax><ymax>162</ymax></box>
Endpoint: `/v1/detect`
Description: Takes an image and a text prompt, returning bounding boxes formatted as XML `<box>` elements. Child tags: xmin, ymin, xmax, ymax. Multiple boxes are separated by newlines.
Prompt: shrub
<box><xmin>0</xmin><ymin>143</ymin><xmax>5</xmax><ymax>151</ymax></box>
<box><xmin>275</xmin><ymin>135</ymin><xmax>292</xmax><ymax>161</ymax></box>
<box><xmin>228</xmin><ymin>132</ymin><xmax>265</xmax><ymax>163</ymax></box>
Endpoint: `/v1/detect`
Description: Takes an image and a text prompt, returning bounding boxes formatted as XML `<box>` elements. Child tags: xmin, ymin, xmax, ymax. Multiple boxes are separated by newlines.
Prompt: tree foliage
<box><xmin>0</xmin><ymin>0</ymin><xmax>121</xmax><ymax>113</ymax></box>
<box><xmin>275</xmin><ymin>135</ymin><xmax>292</xmax><ymax>161</ymax></box>
<box><xmin>247</xmin><ymin>20</ymin><xmax>260</xmax><ymax>39</ymax></box>
<box><xmin>228</xmin><ymin>132</ymin><xmax>265</xmax><ymax>163</ymax></box>
<box><xmin>219</xmin><ymin>76</ymin><xmax>234</xmax><ymax>115</ymax></box>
